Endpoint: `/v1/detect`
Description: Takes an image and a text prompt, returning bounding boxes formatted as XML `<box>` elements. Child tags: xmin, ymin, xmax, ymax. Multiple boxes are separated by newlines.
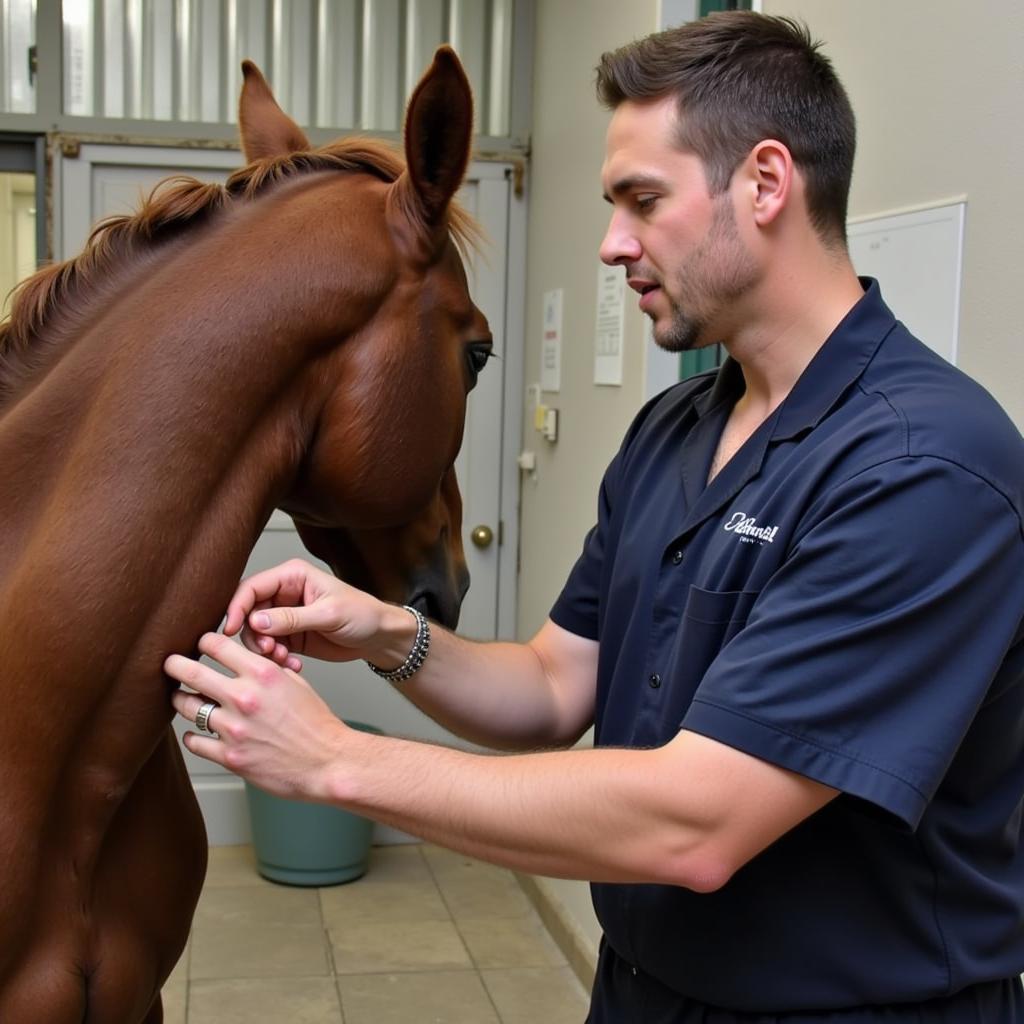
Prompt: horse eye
<box><xmin>465</xmin><ymin>342</ymin><xmax>494</xmax><ymax>380</ymax></box>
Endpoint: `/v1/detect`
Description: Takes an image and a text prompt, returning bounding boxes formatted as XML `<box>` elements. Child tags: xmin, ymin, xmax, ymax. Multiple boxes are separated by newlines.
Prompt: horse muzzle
<box><xmin>408</xmin><ymin>560</ymin><xmax>469</xmax><ymax>631</ymax></box>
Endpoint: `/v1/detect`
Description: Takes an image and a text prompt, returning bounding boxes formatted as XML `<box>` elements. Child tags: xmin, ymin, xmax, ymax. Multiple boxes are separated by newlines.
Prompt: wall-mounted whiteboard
<box><xmin>848</xmin><ymin>200</ymin><xmax>966</xmax><ymax>366</ymax></box>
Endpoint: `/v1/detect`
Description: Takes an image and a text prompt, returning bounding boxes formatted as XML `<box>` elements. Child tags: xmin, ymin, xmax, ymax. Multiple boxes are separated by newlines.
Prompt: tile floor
<box><xmin>161</xmin><ymin>842</ymin><xmax>591</xmax><ymax>1023</ymax></box>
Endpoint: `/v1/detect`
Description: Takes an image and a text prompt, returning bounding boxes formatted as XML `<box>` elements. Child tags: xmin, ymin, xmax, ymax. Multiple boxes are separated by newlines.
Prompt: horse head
<box><xmin>237</xmin><ymin>50</ymin><xmax>489</xmax><ymax>629</ymax></box>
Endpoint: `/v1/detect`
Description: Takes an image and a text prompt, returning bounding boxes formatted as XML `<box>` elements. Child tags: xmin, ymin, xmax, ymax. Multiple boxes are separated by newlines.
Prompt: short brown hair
<box><xmin>596</xmin><ymin>12</ymin><xmax>856</xmax><ymax>247</ymax></box>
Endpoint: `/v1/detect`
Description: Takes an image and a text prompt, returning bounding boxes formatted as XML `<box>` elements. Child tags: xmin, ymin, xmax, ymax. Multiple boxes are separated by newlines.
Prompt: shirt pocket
<box><xmin>681</xmin><ymin>585</ymin><xmax>760</xmax><ymax>679</ymax></box>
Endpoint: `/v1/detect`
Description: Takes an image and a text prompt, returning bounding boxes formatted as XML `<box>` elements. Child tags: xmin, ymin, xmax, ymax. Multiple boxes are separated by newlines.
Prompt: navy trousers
<box><xmin>586</xmin><ymin>940</ymin><xmax>1024</xmax><ymax>1023</ymax></box>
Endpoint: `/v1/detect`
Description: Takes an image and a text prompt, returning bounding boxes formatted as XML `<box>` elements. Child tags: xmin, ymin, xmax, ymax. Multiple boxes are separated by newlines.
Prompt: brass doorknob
<box><xmin>470</xmin><ymin>524</ymin><xmax>494</xmax><ymax>549</ymax></box>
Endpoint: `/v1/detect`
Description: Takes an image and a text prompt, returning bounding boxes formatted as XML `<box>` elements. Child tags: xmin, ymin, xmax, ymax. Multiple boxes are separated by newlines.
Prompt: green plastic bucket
<box><xmin>245</xmin><ymin>720</ymin><xmax>383</xmax><ymax>886</ymax></box>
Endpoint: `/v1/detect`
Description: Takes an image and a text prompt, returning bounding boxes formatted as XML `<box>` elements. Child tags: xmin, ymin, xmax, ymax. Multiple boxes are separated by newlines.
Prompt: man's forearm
<box><xmin>325</xmin><ymin>728</ymin><xmax>705</xmax><ymax>887</ymax></box>
<box><xmin>315</xmin><ymin>725</ymin><xmax>836</xmax><ymax>893</ymax></box>
<box><xmin>370</xmin><ymin>611</ymin><xmax>597</xmax><ymax>751</ymax></box>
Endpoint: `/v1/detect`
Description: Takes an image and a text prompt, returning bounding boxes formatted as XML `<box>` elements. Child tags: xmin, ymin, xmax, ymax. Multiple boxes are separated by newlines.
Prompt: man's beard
<box><xmin>651</xmin><ymin>196</ymin><xmax>758</xmax><ymax>353</ymax></box>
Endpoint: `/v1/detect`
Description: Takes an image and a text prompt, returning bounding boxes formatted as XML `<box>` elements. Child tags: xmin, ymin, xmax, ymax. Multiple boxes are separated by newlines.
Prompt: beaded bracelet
<box><xmin>366</xmin><ymin>605</ymin><xmax>431</xmax><ymax>683</ymax></box>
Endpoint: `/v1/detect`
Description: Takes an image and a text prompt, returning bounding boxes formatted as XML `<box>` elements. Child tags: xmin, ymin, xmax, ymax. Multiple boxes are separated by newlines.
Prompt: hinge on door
<box><xmin>504</xmin><ymin>161</ymin><xmax>525</xmax><ymax>199</ymax></box>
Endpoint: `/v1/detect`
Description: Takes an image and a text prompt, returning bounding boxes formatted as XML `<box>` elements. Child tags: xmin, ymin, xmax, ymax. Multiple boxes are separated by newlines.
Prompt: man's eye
<box><xmin>636</xmin><ymin>195</ymin><xmax>658</xmax><ymax>211</ymax></box>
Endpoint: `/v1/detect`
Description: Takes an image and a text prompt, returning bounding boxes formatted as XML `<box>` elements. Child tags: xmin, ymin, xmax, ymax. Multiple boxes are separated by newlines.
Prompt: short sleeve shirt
<box><xmin>551</xmin><ymin>281</ymin><xmax>1024</xmax><ymax>1014</ymax></box>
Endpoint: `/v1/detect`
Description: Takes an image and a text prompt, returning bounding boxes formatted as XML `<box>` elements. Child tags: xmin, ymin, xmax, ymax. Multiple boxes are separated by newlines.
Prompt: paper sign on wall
<box><xmin>594</xmin><ymin>265</ymin><xmax>625</xmax><ymax>386</ymax></box>
<box><xmin>540</xmin><ymin>287</ymin><xmax>563</xmax><ymax>393</ymax></box>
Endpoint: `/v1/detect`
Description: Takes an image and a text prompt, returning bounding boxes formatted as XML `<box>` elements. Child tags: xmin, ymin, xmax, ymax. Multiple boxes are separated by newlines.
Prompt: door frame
<box><xmin>0</xmin><ymin>133</ymin><xmax>46</xmax><ymax>266</ymax></box>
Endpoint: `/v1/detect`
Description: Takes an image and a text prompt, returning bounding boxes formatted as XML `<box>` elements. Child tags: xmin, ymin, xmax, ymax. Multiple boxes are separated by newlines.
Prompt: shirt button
<box><xmin>631</xmin><ymin>966</ymin><xmax>639</xmax><ymax>977</ymax></box>
<box><xmin>648</xmin><ymin>673</ymin><xmax>661</xmax><ymax>689</ymax></box>
<box><xmin>671</xmin><ymin>549</ymin><xmax>683</xmax><ymax>565</ymax></box>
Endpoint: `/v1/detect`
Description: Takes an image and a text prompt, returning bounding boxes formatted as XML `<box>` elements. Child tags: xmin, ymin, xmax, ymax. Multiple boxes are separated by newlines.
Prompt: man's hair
<box><xmin>595</xmin><ymin>12</ymin><xmax>856</xmax><ymax>248</ymax></box>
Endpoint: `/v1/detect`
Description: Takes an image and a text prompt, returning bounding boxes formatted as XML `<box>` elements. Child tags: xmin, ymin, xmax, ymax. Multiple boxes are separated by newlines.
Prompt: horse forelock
<box><xmin>0</xmin><ymin>136</ymin><xmax>478</xmax><ymax>407</ymax></box>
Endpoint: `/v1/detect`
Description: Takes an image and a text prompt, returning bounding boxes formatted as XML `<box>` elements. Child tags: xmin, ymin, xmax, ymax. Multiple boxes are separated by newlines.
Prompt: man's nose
<box><xmin>599</xmin><ymin>210</ymin><xmax>642</xmax><ymax>266</ymax></box>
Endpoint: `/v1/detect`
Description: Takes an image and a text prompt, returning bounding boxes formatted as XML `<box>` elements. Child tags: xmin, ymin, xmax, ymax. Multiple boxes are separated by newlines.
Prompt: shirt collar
<box><xmin>692</xmin><ymin>278</ymin><xmax>896</xmax><ymax>440</ymax></box>
<box><xmin>693</xmin><ymin>355</ymin><xmax>745</xmax><ymax>420</ymax></box>
<box><xmin>772</xmin><ymin>278</ymin><xmax>896</xmax><ymax>440</ymax></box>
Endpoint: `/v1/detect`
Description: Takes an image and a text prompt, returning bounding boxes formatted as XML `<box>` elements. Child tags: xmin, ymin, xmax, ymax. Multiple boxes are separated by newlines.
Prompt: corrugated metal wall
<box><xmin>53</xmin><ymin>0</ymin><xmax>512</xmax><ymax>133</ymax></box>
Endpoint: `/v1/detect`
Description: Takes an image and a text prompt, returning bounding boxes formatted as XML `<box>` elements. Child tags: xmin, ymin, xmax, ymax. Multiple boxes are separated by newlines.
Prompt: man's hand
<box><xmin>165</xmin><ymin>631</ymin><xmax>352</xmax><ymax>801</ymax></box>
<box><xmin>223</xmin><ymin>558</ymin><xmax>417</xmax><ymax>672</ymax></box>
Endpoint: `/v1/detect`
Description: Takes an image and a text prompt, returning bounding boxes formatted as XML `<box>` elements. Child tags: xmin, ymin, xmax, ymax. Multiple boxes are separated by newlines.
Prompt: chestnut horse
<box><xmin>0</xmin><ymin>49</ymin><xmax>489</xmax><ymax>1023</ymax></box>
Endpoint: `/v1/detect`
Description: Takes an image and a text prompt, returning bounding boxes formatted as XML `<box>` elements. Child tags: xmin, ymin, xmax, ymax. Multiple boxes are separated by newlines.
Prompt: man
<box><xmin>166</xmin><ymin>13</ymin><xmax>1024</xmax><ymax>1021</ymax></box>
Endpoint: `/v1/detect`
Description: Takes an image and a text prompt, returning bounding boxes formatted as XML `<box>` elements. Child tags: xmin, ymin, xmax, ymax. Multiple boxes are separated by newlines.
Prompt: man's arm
<box><xmin>368</xmin><ymin>614</ymin><xmax>599</xmax><ymax>751</ymax></box>
<box><xmin>169</xmin><ymin>631</ymin><xmax>836</xmax><ymax>891</ymax></box>
<box><xmin>323</xmin><ymin>724</ymin><xmax>838</xmax><ymax>891</ymax></box>
<box><xmin>225</xmin><ymin>558</ymin><xmax>598</xmax><ymax>752</ymax></box>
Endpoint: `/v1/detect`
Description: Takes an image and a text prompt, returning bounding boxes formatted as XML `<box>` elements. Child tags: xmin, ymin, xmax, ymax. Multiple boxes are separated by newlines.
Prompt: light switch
<box><xmin>542</xmin><ymin>408</ymin><xmax>558</xmax><ymax>442</ymax></box>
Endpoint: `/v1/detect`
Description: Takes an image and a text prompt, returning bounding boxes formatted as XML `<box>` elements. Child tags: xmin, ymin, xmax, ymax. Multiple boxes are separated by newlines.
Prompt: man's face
<box><xmin>599</xmin><ymin>97</ymin><xmax>757</xmax><ymax>352</ymax></box>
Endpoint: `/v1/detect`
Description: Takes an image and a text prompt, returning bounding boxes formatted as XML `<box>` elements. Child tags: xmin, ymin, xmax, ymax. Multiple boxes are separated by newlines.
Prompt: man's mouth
<box><xmin>626</xmin><ymin>275</ymin><xmax>661</xmax><ymax>313</ymax></box>
<box><xmin>638</xmin><ymin>284</ymin><xmax>660</xmax><ymax>311</ymax></box>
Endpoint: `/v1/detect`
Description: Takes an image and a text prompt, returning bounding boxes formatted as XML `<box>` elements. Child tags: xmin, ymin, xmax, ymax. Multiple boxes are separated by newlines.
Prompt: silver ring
<box><xmin>194</xmin><ymin>701</ymin><xmax>219</xmax><ymax>735</ymax></box>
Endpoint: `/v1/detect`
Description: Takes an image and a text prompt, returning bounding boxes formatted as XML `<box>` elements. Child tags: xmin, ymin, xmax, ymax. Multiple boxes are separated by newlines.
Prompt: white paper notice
<box><xmin>540</xmin><ymin>288</ymin><xmax>563</xmax><ymax>393</ymax></box>
<box><xmin>594</xmin><ymin>265</ymin><xmax>625</xmax><ymax>386</ymax></box>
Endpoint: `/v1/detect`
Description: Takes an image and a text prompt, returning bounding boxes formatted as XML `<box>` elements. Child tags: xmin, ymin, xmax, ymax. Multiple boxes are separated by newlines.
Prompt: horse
<box><xmin>0</xmin><ymin>47</ymin><xmax>489</xmax><ymax>1023</ymax></box>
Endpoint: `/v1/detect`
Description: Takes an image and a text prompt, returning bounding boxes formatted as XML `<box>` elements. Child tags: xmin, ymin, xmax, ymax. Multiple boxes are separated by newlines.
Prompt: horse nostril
<box><xmin>438</xmin><ymin>598</ymin><xmax>461</xmax><ymax>631</ymax></box>
<box><xmin>411</xmin><ymin>589</ymin><xmax>461</xmax><ymax>631</ymax></box>
<box><xmin>408</xmin><ymin>554</ymin><xmax>469</xmax><ymax>631</ymax></box>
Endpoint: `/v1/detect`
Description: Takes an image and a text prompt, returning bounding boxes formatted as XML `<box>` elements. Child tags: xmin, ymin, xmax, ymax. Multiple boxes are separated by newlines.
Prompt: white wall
<box><xmin>518</xmin><ymin>0</ymin><xmax>1024</xmax><ymax>967</ymax></box>
<box><xmin>518</xmin><ymin>3</ymin><xmax>658</xmax><ymax>641</ymax></box>
<box><xmin>761</xmin><ymin>0</ymin><xmax>1024</xmax><ymax>426</ymax></box>
<box><xmin>517</xmin><ymin>0</ymin><xmax>660</xmax><ymax>960</ymax></box>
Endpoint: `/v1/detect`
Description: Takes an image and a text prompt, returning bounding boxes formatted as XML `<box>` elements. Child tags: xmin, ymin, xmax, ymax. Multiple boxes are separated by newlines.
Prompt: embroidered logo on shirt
<box><xmin>724</xmin><ymin>511</ymin><xmax>779</xmax><ymax>545</ymax></box>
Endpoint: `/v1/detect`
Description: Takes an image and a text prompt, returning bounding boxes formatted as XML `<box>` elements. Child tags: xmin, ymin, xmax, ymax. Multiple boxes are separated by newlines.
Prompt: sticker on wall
<box><xmin>594</xmin><ymin>264</ymin><xmax>625</xmax><ymax>386</ymax></box>
<box><xmin>540</xmin><ymin>287</ymin><xmax>563</xmax><ymax>393</ymax></box>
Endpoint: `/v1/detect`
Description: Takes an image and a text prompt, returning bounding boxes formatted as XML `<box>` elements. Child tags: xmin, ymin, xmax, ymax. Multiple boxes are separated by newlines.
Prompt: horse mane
<box><xmin>0</xmin><ymin>138</ymin><xmax>479</xmax><ymax>407</ymax></box>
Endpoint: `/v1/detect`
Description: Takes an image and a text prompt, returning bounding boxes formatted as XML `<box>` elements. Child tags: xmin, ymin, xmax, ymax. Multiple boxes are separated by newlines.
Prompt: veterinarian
<box><xmin>167</xmin><ymin>12</ymin><xmax>1024</xmax><ymax>1021</ymax></box>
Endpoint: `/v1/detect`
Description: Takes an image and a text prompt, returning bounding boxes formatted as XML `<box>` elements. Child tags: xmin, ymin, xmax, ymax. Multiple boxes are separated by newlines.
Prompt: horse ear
<box><xmin>389</xmin><ymin>46</ymin><xmax>473</xmax><ymax>254</ymax></box>
<box><xmin>238</xmin><ymin>60</ymin><xmax>311</xmax><ymax>162</ymax></box>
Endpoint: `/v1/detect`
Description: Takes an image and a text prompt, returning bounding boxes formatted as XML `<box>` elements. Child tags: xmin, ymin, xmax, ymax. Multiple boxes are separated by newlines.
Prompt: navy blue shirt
<box><xmin>551</xmin><ymin>281</ymin><xmax>1024</xmax><ymax>1018</ymax></box>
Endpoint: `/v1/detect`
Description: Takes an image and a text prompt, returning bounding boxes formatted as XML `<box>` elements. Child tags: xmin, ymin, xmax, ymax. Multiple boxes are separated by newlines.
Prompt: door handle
<box><xmin>470</xmin><ymin>524</ymin><xmax>494</xmax><ymax>549</ymax></box>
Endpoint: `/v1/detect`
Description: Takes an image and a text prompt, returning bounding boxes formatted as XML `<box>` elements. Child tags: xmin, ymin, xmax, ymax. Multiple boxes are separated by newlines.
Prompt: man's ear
<box><xmin>742</xmin><ymin>139</ymin><xmax>793</xmax><ymax>228</ymax></box>
<box><xmin>238</xmin><ymin>60</ymin><xmax>311</xmax><ymax>162</ymax></box>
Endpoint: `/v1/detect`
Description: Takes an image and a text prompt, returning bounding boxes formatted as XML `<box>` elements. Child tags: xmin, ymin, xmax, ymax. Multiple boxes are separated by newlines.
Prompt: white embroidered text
<box><xmin>724</xmin><ymin>512</ymin><xmax>779</xmax><ymax>544</ymax></box>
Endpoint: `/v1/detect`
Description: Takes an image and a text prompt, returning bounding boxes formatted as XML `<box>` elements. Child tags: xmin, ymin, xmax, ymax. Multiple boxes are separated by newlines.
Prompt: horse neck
<box><xmin>0</xmin><ymin>190</ymin><xmax>375</xmax><ymax>671</ymax></box>
<box><xmin>0</xmin><ymin>298</ymin><xmax>308</xmax><ymax>810</ymax></box>
<box><xmin>2</xmin><ymin>171</ymin><xmax>390</xmax><ymax>534</ymax></box>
